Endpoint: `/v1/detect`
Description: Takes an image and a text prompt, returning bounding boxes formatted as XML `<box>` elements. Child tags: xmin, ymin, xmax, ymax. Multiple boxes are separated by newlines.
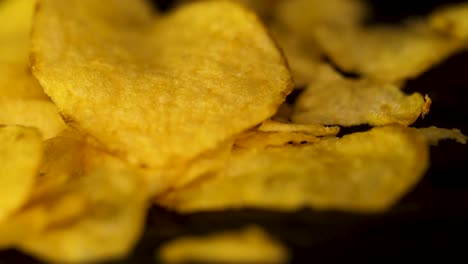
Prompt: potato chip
<box><xmin>0</xmin><ymin>125</ymin><xmax>42</xmax><ymax>221</ymax></box>
<box><xmin>258</xmin><ymin>119</ymin><xmax>339</xmax><ymax>136</ymax></box>
<box><xmin>235</xmin><ymin>131</ymin><xmax>320</xmax><ymax>149</ymax></box>
<box><xmin>0</xmin><ymin>99</ymin><xmax>67</xmax><ymax>139</ymax></box>
<box><xmin>314</xmin><ymin>20</ymin><xmax>464</xmax><ymax>82</ymax></box>
<box><xmin>413</xmin><ymin>126</ymin><xmax>468</xmax><ymax>146</ymax></box>
<box><xmin>32</xmin><ymin>0</ymin><xmax>292</xmax><ymax>169</ymax></box>
<box><xmin>292</xmin><ymin>66</ymin><xmax>431</xmax><ymax>126</ymax></box>
<box><xmin>274</xmin><ymin>0</ymin><xmax>367</xmax><ymax>36</ymax></box>
<box><xmin>157</xmin><ymin>126</ymin><xmax>429</xmax><ymax>213</ymax></box>
<box><xmin>0</xmin><ymin>132</ymin><xmax>149</xmax><ymax>263</ymax></box>
<box><xmin>157</xmin><ymin>226</ymin><xmax>289</xmax><ymax>264</ymax></box>
<box><xmin>430</xmin><ymin>2</ymin><xmax>468</xmax><ymax>39</ymax></box>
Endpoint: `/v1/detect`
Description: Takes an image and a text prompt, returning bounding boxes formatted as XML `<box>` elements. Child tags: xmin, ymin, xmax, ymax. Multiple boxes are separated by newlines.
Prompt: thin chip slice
<box><xmin>258</xmin><ymin>119</ymin><xmax>339</xmax><ymax>136</ymax></box>
<box><xmin>292</xmin><ymin>66</ymin><xmax>431</xmax><ymax>126</ymax></box>
<box><xmin>157</xmin><ymin>226</ymin><xmax>289</xmax><ymax>264</ymax></box>
<box><xmin>314</xmin><ymin>20</ymin><xmax>464</xmax><ymax>82</ymax></box>
<box><xmin>0</xmin><ymin>99</ymin><xmax>67</xmax><ymax>139</ymax></box>
<box><xmin>413</xmin><ymin>126</ymin><xmax>468</xmax><ymax>146</ymax></box>
<box><xmin>32</xmin><ymin>0</ymin><xmax>292</xmax><ymax>169</ymax></box>
<box><xmin>157</xmin><ymin>126</ymin><xmax>429</xmax><ymax>213</ymax></box>
<box><xmin>0</xmin><ymin>125</ymin><xmax>42</xmax><ymax>221</ymax></box>
<box><xmin>430</xmin><ymin>2</ymin><xmax>468</xmax><ymax>39</ymax></box>
<box><xmin>0</xmin><ymin>132</ymin><xmax>149</xmax><ymax>263</ymax></box>
<box><xmin>235</xmin><ymin>131</ymin><xmax>320</xmax><ymax>149</ymax></box>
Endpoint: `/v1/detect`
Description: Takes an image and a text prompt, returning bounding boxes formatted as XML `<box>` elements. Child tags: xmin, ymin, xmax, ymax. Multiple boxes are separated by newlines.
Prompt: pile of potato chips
<box><xmin>1</xmin><ymin>0</ymin><xmax>467</xmax><ymax>262</ymax></box>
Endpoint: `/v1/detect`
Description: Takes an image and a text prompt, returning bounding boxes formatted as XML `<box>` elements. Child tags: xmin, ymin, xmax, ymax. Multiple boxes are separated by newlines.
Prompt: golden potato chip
<box><xmin>157</xmin><ymin>226</ymin><xmax>289</xmax><ymax>264</ymax></box>
<box><xmin>157</xmin><ymin>126</ymin><xmax>429</xmax><ymax>213</ymax></box>
<box><xmin>274</xmin><ymin>0</ymin><xmax>367</xmax><ymax>36</ymax></box>
<box><xmin>0</xmin><ymin>132</ymin><xmax>149</xmax><ymax>263</ymax></box>
<box><xmin>292</xmin><ymin>66</ymin><xmax>431</xmax><ymax>126</ymax></box>
<box><xmin>235</xmin><ymin>131</ymin><xmax>320</xmax><ymax>149</ymax></box>
<box><xmin>259</xmin><ymin>119</ymin><xmax>339</xmax><ymax>136</ymax></box>
<box><xmin>0</xmin><ymin>125</ymin><xmax>42</xmax><ymax>221</ymax></box>
<box><xmin>413</xmin><ymin>126</ymin><xmax>468</xmax><ymax>146</ymax></box>
<box><xmin>314</xmin><ymin>20</ymin><xmax>464</xmax><ymax>82</ymax></box>
<box><xmin>430</xmin><ymin>2</ymin><xmax>468</xmax><ymax>39</ymax></box>
<box><xmin>32</xmin><ymin>0</ymin><xmax>292</xmax><ymax>169</ymax></box>
<box><xmin>0</xmin><ymin>99</ymin><xmax>67</xmax><ymax>139</ymax></box>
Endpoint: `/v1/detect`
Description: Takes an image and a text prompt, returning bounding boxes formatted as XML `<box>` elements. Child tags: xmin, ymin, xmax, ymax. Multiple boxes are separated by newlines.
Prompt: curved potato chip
<box><xmin>314</xmin><ymin>20</ymin><xmax>464</xmax><ymax>82</ymax></box>
<box><xmin>292</xmin><ymin>66</ymin><xmax>431</xmax><ymax>126</ymax></box>
<box><xmin>0</xmin><ymin>132</ymin><xmax>149</xmax><ymax>263</ymax></box>
<box><xmin>413</xmin><ymin>126</ymin><xmax>467</xmax><ymax>146</ymax></box>
<box><xmin>258</xmin><ymin>119</ymin><xmax>339</xmax><ymax>136</ymax></box>
<box><xmin>157</xmin><ymin>126</ymin><xmax>429</xmax><ymax>213</ymax></box>
<box><xmin>430</xmin><ymin>2</ymin><xmax>468</xmax><ymax>39</ymax></box>
<box><xmin>235</xmin><ymin>131</ymin><xmax>320</xmax><ymax>149</ymax></box>
<box><xmin>0</xmin><ymin>125</ymin><xmax>42</xmax><ymax>221</ymax></box>
<box><xmin>157</xmin><ymin>226</ymin><xmax>289</xmax><ymax>264</ymax></box>
<box><xmin>32</xmin><ymin>0</ymin><xmax>292</xmax><ymax>169</ymax></box>
<box><xmin>0</xmin><ymin>99</ymin><xmax>67</xmax><ymax>139</ymax></box>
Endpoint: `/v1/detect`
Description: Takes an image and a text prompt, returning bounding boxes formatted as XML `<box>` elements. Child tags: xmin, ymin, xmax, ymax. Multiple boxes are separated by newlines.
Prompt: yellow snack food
<box><xmin>292</xmin><ymin>66</ymin><xmax>431</xmax><ymax>126</ymax></box>
<box><xmin>0</xmin><ymin>125</ymin><xmax>42</xmax><ymax>221</ymax></box>
<box><xmin>0</xmin><ymin>99</ymin><xmax>67</xmax><ymax>139</ymax></box>
<box><xmin>0</xmin><ymin>132</ymin><xmax>148</xmax><ymax>263</ymax></box>
<box><xmin>157</xmin><ymin>126</ymin><xmax>429</xmax><ymax>213</ymax></box>
<box><xmin>157</xmin><ymin>226</ymin><xmax>289</xmax><ymax>264</ymax></box>
<box><xmin>32</xmin><ymin>0</ymin><xmax>292</xmax><ymax>169</ymax></box>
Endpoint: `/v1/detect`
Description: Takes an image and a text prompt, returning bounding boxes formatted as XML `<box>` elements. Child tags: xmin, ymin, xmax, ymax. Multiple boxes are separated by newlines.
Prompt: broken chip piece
<box><xmin>157</xmin><ymin>126</ymin><xmax>429</xmax><ymax>213</ymax></box>
<box><xmin>157</xmin><ymin>225</ymin><xmax>289</xmax><ymax>264</ymax></box>
<box><xmin>32</xmin><ymin>0</ymin><xmax>292</xmax><ymax>169</ymax></box>
<box><xmin>292</xmin><ymin>66</ymin><xmax>431</xmax><ymax>126</ymax></box>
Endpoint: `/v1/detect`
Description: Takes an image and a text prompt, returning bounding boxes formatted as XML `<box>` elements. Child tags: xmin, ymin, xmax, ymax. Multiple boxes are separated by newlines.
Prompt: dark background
<box><xmin>1</xmin><ymin>0</ymin><xmax>468</xmax><ymax>263</ymax></box>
